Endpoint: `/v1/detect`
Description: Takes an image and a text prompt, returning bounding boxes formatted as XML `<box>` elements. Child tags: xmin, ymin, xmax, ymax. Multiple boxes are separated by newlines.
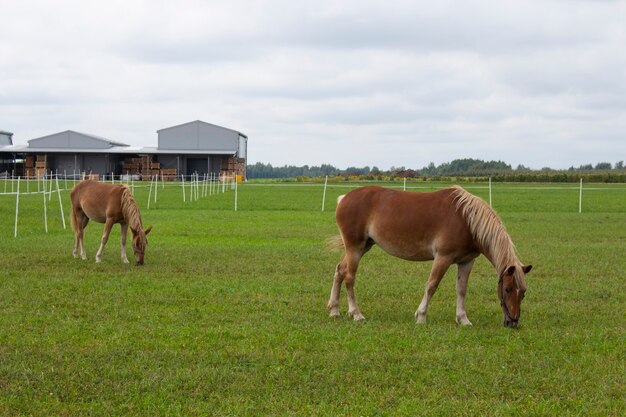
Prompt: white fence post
<box><xmin>48</xmin><ymin>173</ymin><xmax>53</xmax><ymax>201</ymax></box>
<box><xmin>321</xmin><ymin>175</ymin><xmax>329</xmax><ymax>211</ymax></box>
<box><xmin>182</xmin><ymin>174</ymin><xmax>186</xmax><ymax>202</ymax></box>
<box><xmin>43</xmin><ymin>176</ymin><xmax>48</xmax><ymax>233</ymax></box>
<box><xmin>579</xmin><ymin>178</ymin><xmax>583</xmax><ymax>213</ymax></box>
<box><xmin>14</xmin><ymin>177</ymin><xmax>20</xmax><ymax>238</ymax></box>
<box><xmin>56</xmin><ymin>175</ymin><xmax>66</xmax><ymax>229</ymax></box>
<box><xmin>147</xmin><ymin>175</ymin><xmax>154</xmax><ymax>209</ymax></box>
<box><xmin>190</xmin><ymin>173</ymin><xmax>194</xmax><ymax>201</ymax></box>
<box><xmin>196</xmin><ymin>173</ymin><xmax>200</xmax><ymax>201</ymax></box>
<box><xmin>234</xmin><ymin>176</ymin><xmax>238</xmax><ymax>211</ymax></box>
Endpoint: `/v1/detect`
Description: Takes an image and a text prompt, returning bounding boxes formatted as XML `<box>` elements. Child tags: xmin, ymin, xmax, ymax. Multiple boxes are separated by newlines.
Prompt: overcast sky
<box><xmin>1</xmin><ymin>0</ymin><xmax>625</xmax><ymax>169</ymax></box>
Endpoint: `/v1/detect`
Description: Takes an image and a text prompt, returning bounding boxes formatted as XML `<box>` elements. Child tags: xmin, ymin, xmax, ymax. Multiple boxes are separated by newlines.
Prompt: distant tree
<box><xmin>319</xmin><ymin>164</ymin><xmax>337</xmax><ymax>175</ymax></box>
<box><xmin>579</xmin><ymin>164</ymin><xmax>593</xmax><ymax>171</ymax></box>
<box><xmin>616</xmin><ymin>161</ymin><xmax>624</xmax><ymax>170</ymax></box>
<box><xmin>420</xmin><ymin>162</ymin><xmax>436</xmax><ymax>176</ymax></box>
<box><xmin>345</xmin><ymin>166</ymin><xmax>371</xmax><ymax>175</ymax></box>
<box><xmin>595</xmin><ymin>162</ymin><xmax>612</xmax><ymax>170</ymax></box>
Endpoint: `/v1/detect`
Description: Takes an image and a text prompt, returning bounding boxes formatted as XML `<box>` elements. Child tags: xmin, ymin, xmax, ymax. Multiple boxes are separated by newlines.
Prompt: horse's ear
<box><xmin>523</xmin><ymin>265</ymin><xmax>532</xmax><ymax>274</ymax></box>
<box><xmin>145</xmin><ymin>226</ymin><xmax>153</xmax><ymax>235</ymax></box>
<box><xmin>130</xmin><ymin>226</ymin><xmax>138</xmax><ymax>236</ymax></box>
<box><xmin>506</xmin><ymin>265</ymin><xmax>516</xmax><ymax>275</ymax></box>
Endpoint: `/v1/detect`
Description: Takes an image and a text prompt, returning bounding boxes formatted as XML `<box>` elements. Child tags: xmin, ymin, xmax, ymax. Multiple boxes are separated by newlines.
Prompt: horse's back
<box><xmin>71</xmin><ymin>180</ymin><xmax>127</xmax><ymax>223</ymax></box>
<box><xmin>337</xmin><ymin>186</ymin><xmax>457</xmax><ymax>224</ymax></box>
<box><xmin>336</xmin><ymin>186</ymin><xmax>476</xmax><ymax>261</ymax></box>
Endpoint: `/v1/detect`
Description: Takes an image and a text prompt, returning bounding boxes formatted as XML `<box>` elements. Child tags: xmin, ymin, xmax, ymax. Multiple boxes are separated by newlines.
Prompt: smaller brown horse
<box><xmin>327</xmin><ymin>186</ymin><xmax>532</xmax><ymax>327</ymax></box>
<box><xmin>70</xmin><ymin>180</ymin><xmax>152</xmax><ymax>265</ymax></box>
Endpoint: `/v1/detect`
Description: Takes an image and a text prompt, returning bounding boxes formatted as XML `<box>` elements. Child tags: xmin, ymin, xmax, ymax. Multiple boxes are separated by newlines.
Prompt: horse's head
<box><xmin>131</xmin><ymin>225</ymin><xmax>152</xmax><ymax>265</ymax></box>
<box><xmin>498</xmin><ymin>264</ymin><xmax>532</xmax><ymax>328</ymax></box>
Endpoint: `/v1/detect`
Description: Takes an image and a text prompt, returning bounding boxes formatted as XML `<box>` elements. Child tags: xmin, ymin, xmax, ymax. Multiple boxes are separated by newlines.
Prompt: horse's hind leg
<box><xmin>344</xmin><ymin>248</ymin><xmax>367</xmax><ymax>321</ymax></box>
<box><xmin>455</xmin><ymin>259</ymin><xmax>475</xmax><ymax>326</ymax></box>
<box><xmin>328</xmin><ymin>239</ymin><xmax>371</xmax><ymax>321</ymax></box>
<box><xmin>327</xmin><ymin>252</ymin><xmax>364</xmax><ymax>320</ymax></box>
<box><xmin>73</xmin><ymin>231</ymin><xmax>80</xmax><ymax>259</ymax></box>
<box><xmin>327</xmin><ymin>260</ymin><xmax>346</xmax><ymax>318</ymax></box>
<box><xmin>416</xmin><ymin>256</ymin><xmax>452</xmax><ymax>324</ymax></box>
<box><xmin>78</xmin><ymin>216</ymin><xmax>89</xmax><ymax>260</ymax></box>
<box><xmin>71</xmin><ymin>209</ymin><xmax>79</xmax><ymax>258</ymax></box>
<box><xmin>73</xmin><ymin>210</ymin><xmax>89</xmax><ymax>260</ymax></box>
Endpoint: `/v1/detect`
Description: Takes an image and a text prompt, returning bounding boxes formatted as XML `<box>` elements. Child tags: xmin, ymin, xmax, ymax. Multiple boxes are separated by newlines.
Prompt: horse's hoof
<box><xmin>328</xmin><ymin>310</ymin><xmax>340</xmax><ymax>318</ymax></box>
<box><xmin>416</xmin><ymin>316</ymin><xmax>427</xmax><ymax>324</ymax></box>
<box><xmin>456</xmin><ymin>317</ymin><xmax>473</xmax><ymax>326</ymax></box>
<box><xmin>349</xmin><ymin>311</ymin><xmax>366</xmax><ymax>321</ymax></box>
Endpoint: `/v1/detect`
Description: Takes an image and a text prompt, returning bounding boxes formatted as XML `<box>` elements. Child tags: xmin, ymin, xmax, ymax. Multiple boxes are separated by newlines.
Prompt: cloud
<box><xmin>1</xmin><ymin>0</ymin><xmax>625</xmax><ymax>169</ymax></box>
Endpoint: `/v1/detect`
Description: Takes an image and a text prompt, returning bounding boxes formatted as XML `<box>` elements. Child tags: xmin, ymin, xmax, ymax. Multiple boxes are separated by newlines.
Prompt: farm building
<box><xmin>0</xmin><ymin>121</ymin><xmax>248</xmax><ymax>180</ymax></box>
<box><xmin>0</xmin><ymin>130</ymin><xmax>13</xmax><ymax>146</ymax></box>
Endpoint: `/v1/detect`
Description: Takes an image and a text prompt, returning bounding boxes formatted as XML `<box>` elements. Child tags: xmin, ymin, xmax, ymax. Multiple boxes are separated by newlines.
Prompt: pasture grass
<box><xmin>0</xmin><ymin>179</ymin><xmax>624</xmax><ymax>416</ymax></box>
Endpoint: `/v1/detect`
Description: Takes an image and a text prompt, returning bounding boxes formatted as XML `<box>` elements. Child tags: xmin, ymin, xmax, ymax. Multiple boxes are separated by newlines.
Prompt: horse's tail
<box><xmin>325</xmin><ymin>235</ymin><xmax>345</xmax><ymax>252</ymax></box>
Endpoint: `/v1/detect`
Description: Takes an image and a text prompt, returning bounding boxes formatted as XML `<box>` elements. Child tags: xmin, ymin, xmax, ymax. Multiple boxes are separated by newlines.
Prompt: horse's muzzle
<box><xmin>504</xmin><ymin>318</ymin><xmax>519</xmax><ymax>328</ymax></box>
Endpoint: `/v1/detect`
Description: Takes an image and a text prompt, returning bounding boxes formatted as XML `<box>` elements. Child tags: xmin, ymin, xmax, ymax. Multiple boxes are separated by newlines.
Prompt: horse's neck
<box><xmin>122</xmin><ymin>196</ymin><xmax>142</xmax><ymax>231</ymax></box>
<box><xmin>482</xmin><ymin>237</ymin><xmax>518</xmax><ymax>275</ymax></box>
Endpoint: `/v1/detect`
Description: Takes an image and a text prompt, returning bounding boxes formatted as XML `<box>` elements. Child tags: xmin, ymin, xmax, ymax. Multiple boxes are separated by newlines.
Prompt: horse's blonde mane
<box><xmin>120</xmin><ymin>186</ymin><xmax>144</xmax><ymax>235</ymax></box>
<box><xmin>451</xmin><ymin>186</ymin><xmax>526</xmax><ymax>290</ymax></box>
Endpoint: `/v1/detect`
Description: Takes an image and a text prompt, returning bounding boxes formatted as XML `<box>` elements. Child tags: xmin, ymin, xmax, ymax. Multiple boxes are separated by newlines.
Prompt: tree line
<box><xmin>247</xmin><ymin>158</ymin><xmax>626</xmax><ymax>182</ymax></box>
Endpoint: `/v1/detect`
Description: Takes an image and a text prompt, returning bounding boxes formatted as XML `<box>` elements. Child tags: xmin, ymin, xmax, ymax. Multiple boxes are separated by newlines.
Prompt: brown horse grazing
<box><xmin>70</xmin><ymin>180</ymin><xmax>152</xmax><ymax>265</ymax></box>
<box><xmin>327</xmin><ymin>186</ymin><xmax>532</xmax><ymax>328</ymax></box>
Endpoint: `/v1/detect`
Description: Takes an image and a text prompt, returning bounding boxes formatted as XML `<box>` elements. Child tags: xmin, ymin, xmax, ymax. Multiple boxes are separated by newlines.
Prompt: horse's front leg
<box><xmin>455</xmin><ymin>259</ymin><xmax>475</xmax><ymax>326</ymax></box>
<box><xmin>95</xmin><ymin>218</ymin><xmax>115</xmax><ymax>263</ymax></box>
<box><xmin>416</xmin><ymin>256</ymin><xmax>452</xmax><ymax>324</ymax></box>
<box><xmin>120</xmin><ymin>223</ymin><xmax>130</xmax><ymax>264</ymax></box>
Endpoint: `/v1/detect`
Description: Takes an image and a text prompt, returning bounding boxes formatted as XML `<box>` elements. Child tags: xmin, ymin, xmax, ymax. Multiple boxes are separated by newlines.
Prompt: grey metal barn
<box><xmin>0</xmin><ymin>121</ymin><xmax>248</xmax><ymax>180</ymax></box>
<box><xmin>0</xmin><ymin>130</ymin><xmax>13</xmax><ymax>146</ymax></box>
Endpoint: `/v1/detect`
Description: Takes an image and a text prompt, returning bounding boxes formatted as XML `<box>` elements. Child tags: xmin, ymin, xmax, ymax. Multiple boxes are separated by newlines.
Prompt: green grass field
<box><xmin>0</xmin><ymin>179</ymin><xmax>624</xmax><ymax>416</ymax></box>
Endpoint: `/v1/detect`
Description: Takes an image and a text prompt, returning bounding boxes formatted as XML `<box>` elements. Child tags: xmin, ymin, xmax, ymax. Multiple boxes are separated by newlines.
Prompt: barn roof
<box><xmin>157</xmin><ymin>120</ymin><xmax>247</xmax><ymax>139</ymax></box>
<box><xmin>0</xmin><ymin>144</ymin><xmax>236</xmax><ymax>155</ymax></box>
<box><xmin>28</xmin><ymin>130</ymin><xmax>129</xmax><ymax>148</ymax></box>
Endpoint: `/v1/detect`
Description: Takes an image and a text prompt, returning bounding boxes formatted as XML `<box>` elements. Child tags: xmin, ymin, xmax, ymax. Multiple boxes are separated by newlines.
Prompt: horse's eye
<box><xmin>505</xmin><ymin>287</ymin><xmax>512</xmax><ymax>294</ymax></box>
